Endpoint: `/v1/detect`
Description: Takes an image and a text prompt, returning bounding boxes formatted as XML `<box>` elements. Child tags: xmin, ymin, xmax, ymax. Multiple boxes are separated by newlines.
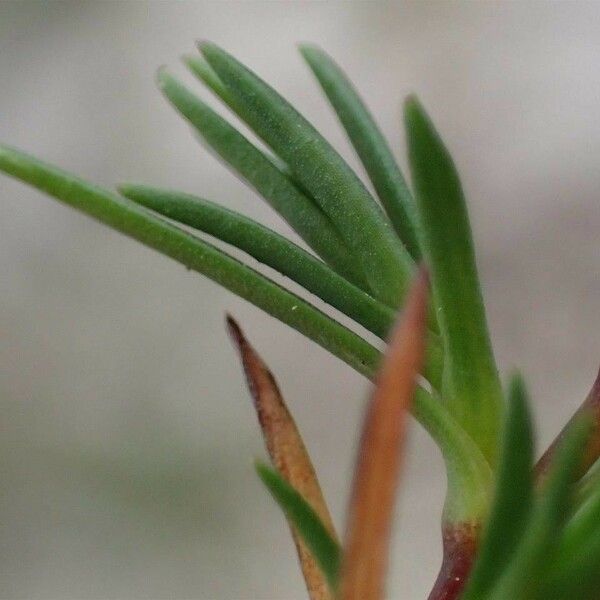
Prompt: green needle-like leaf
<box><xmin>255</xmin><ymin>462</ymin><xmax>341</xmax><ymax>591</ymax></box>
<box><xmin>487</xmin><ymin>414</ymin><xmax>591</xmax><ymax>600</ymax></box>
<box><xmin>199</xmin><ymin>42</ymin><xmax>414</xmax><ymax>309</ymax></box>
<box><xmin>119</xmin><ymin>184</ymin><xmax>443</xmax><ymax>388</ymax></box>
<box><xmin>0</xmin><ymin>144</ymin><xmax>375</xmax><ymax>378</ymax></box>
<box><xmin>299</xmin><ymin>45</ymin><xmax>420</xmax><ymax>259</ymax></box>
<box><xmin>184</xmin><ymin>55</ymin><xmax>318</xmax><ymax>201</ymax></box>
<box><xmin>461</xmin><ymin>374</ymin><xmax>534</xmax><ymax>600</ymax></box>
<box><xmin>120</xmin><ymin>184</ymin><xmax>394</xmax><ymax>338</ymax></box>
<box><xmin>157</xmin><ymin>69</ymin><xmax>368</xmax><ymax>290</ymax></box>
<box><xmin>405</xmin><ymin>95</ymin><xmax>503</xmax><ymax>467</ymax></box>
<box><xmin>0</xmin><ymin>144</ymin><xmax>456</xmax><ymax>443</ymax></box>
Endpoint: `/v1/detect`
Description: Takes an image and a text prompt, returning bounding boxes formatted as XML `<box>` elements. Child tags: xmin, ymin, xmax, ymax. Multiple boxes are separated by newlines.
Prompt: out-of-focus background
<box><xmin>1</xmin><ymin>2</ymin><xmax>599</xmax><ymax>598</ymax></box>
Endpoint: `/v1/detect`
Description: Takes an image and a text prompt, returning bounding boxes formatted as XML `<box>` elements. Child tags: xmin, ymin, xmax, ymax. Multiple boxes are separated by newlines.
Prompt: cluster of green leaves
<box><xmin>460</xmin><ymin>376</ymin><xmax>600</xmax><ymax>600</ymax></box>
<box><xmin>2</xmin><ymin>42</ymin><xmax>600</xmax><ymax>599</ymax></box>
<box><xmin>0</xmin><ymin>43</ymin><xmax>499</xmax><ymax>526</ymax></box>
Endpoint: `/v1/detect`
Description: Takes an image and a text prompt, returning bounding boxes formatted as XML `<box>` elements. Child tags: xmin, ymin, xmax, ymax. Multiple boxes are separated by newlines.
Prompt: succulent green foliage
<box><xmin>119</xmin><ymin>184</ymin><xmax>443</xmax><ymax>389</ymax></box>
<box><xmin>119</xmin><ymin>183</ymin><xmax>394</xmax><ymax>339</ymax></box>
<box><xmin>7</xmin><ymin>42</ymin><xmax>600</xmax><ymax>600</ymax></box>
<box><xmin>299</xmin><ymin>44</ymin><xmax>421</xmax><ymax>259</ymax></box>
<box><xmin>184</xmin><ymin>55</ymin><xmax>311</xmax><ymax>196</ymax></box>
<box><xmin>156</xmin><ymin>69</ymin><xmax>368</xmax><ymax>291</ymax></box>
<box><xmin>485</xmin><ymin>414</ymin><xmax>591</xmax><ymax>600</ymax></box>
<box><xmin>14</xmin><ymin>44</ymin><xmax>600</xmax><ymax>600</ymax></box>
<box><xmin>0</xmin><ymin>144</ymin><xmax>457</xmax><ymax>465</ymax></box>
<box><xmin>199</xmin><ymin>42</ymin><xmax>414</xmax><ymax>309</ymax></box>
<box><xmin>0</xmin><ymin>145</ymin><xmax>378</xmax><ymax>378</ymax></box>
<box><xmin>405</xmin><ymin>96</ymin><xmax>503</xmax><ymax>467</ymax></box>
<box><xmin>573</xmin><ymin>455</ymin><xmax>600</xmax><ymax>510</ymax></box>
<box><xmin>0</xmin><ymin>43</ymin><xmax>505</xmax><ymax>535</ymax></box>
<box><xmin>461</xmin><ymin>374</ymin><xmax>534</xmax><ymax>600</ymax></box>
<box><xmin>255</xmin><ymin>462</ymin><xmax>341</xmax><ymax>591</ymax></box>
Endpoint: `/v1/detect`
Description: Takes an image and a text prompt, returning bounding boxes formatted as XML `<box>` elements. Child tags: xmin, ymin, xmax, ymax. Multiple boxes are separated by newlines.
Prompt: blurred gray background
<box><xmin>1</xmin><ymin>2</ymin><xmax>600</xmax><ymax>598</ymax></box>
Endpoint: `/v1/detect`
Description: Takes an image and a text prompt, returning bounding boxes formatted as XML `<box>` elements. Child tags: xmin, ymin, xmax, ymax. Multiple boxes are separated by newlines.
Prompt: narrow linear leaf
<box><xmin>0</xmin><ymin>144</ymin><xmax>376</xmax><ymax>378</ymax></box>
<box><xmin>461</xmin><ymin>374</ymin><xmax>535</xmax><ymax>600</ymax></box>
<box><xmin>404</xmin><ymin>95</ymin><xmax>503</xmax><ymax>467</ymax></box>
<box><xmin>184</xmin><ymin>55</ymin><xmax>319</xmax><ymax>201</ymax></box>
<box><xmin>120</xmin><ymin>183</ymin><xmax>444</xmax><ymax>389</ymax></box>
<box><xmin>339</xmin><ymin>269</ymin><xmax>428</xmax><ymax>600</ymax></box>
<box><xmin>256</xmin><ymin>463</ymin><xmax>341</xmax><ymax>592</ymax></box>
<box><xmin>199</xmin><ymin>42</ymin><xmax>414</xmax><ymax>309</ymax></box>
<box><xmin>226</xmin><ymin>317</ymin><xmax>336</xmax><ymax>599</ymax></box>
<box><xmin>157</xmin><ymin>69</ymin><xmax>368</xmax><ymax>291</ymax></box>
<box><xmin>119</xmin><ymin>184</ymin><xmax>390</xmax><ymax>338</ymax></box>
<box><xmin>300</xmin><ymin>45</ymin><xmax>420</xmax><ymax>258</ymax></box>
<box><xmin>538</xmin><ymin>455</ymin><xmax>600</xmax><ymax>599</ymax></box>
<box><xmin>0</xmin><ymin>144</ymin><xmax>455</xmax><ymax>449</ymax></box>
<box><xmin>535</xmin><ymin>365</ymin><xmax>600</xmax><ymax>483</ymax></box>
<box><xmin>487</xmin><ymin>415</ymin><xmax>592</xmax><ymax>600</ymax></box>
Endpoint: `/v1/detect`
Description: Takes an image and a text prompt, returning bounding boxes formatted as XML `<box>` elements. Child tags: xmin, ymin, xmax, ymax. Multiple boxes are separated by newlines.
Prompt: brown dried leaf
<box><xmin>535</xmin><ymin>365</ymin><xmax>600</xmax><ymax>483</ymax></box>
<box><xmin>338</xmin><ymin>268</ymin><xmax>430</xmax><ymax>600</ymax></box>
<box><xmin>227</xmin><ymin>316</ymin><xmax>338</xmax><ymax>600</ymax></box>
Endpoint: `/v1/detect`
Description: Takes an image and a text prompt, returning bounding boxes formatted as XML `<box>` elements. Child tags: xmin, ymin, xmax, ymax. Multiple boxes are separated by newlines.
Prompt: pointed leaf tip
<box><xmin>338</xmin><ymin>271</ymin><xmax>429</xmax><ymax>600</ymax></box>
<box><xmin>226</xmin><ymin>316</ymin><xmax>337</xmax><ymax>600</ymax></box>
<box><xmin>155</xmin><ymin>65</ymin><xmax>169</xmax><ymax>87</ymax></box>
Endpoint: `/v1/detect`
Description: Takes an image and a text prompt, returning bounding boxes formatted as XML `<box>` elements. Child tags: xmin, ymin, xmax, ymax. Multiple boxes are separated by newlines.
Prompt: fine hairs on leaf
<box><xmin>3</xmin><ymin>39</ymin><xmax>600</xmax><ymax>600</ymax></box>
<box><xmin>155</xmin><ymin>68</ymin><xmax>369</xmax><ymax>291</ymax></box>
<box><xmin>299</xmin><ymin>44</ymin><xmax>421</xmax><ymax>259</ymax></box>
<box><xmin>199</xmin><ymin>42</ymin><xmax>414</xmax><ymax>309</ymax></box>
<box><xmin>120</xmin><ymin>184</ymin><xmax>395</xmax><ymax>339</ymax></box>
<box><xmin>120</xmin><ymin>184</ymin><xmax>444</xmax><ymax>389</ymax></box>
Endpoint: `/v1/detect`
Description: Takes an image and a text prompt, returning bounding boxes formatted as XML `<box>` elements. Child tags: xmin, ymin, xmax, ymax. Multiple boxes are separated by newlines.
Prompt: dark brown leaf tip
<box><xmin>225</xmin><ymin>313</ymin><xmax>272</xmax><ymax>413</ymax></box>
<box><xmin>225</xmin><ymin>313</ymin><xmax>244</xmax><ymax>347</ymax></box>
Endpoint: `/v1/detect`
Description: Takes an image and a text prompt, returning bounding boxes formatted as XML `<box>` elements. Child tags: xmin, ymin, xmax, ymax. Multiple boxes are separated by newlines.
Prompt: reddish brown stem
<box><xmin>427</xmin><ymin>523</ymin><xmax>479</xmax><ymax>600</ymax></box>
